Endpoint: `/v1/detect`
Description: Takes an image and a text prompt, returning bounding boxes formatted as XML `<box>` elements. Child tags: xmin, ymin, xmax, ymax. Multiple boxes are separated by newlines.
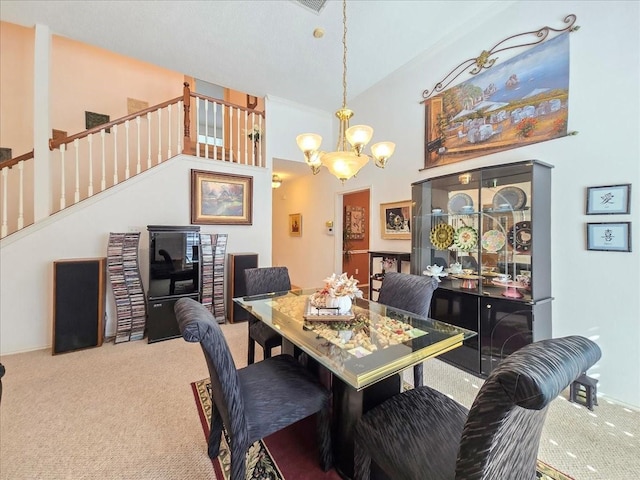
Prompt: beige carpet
<box><xmin>1</xmin><ymin>321</ymin><xmax>638</xmax><ymax>479</ymax></box>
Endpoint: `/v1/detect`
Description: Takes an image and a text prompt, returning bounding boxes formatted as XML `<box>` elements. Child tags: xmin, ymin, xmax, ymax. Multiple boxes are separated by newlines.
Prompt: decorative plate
<box><xmin>448</xmin><ymin>193</ymin><xmax>474</xmax><ymax>214</ymax></box>
<box><xmin>430</xmin><ymin>223</ymin><xmax>455</xmax><ymax>250</ymax></box>
<box><xmin>507</xmin><ymin>221</ymin><xmax>532</xmax><ymax>252</ymax></box>
<box><xmin>493</xmin><ymin>186</ymin><xmax>527</xmax><ymax>210</ymax></box>
<box><xmin>454</xmin><ymin>226</ymin><xmax>478</xmax><ymax>251</ymax></box>
<box><xmin>481</xmin><ymin>229</ymin><xmax>506</xmax><ymax>253</ymax></box>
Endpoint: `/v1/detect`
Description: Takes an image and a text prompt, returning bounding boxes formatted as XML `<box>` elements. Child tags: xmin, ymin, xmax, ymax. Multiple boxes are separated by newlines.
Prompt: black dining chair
<box><xmin>354</xmin><ymin>335</ymin><xmax>601</xmax><ymax>480</ymax></box>
<box><xmin>243</xmin><ymin>266</ymin><xmax>291</xmax><ymax>364</ymax></box>
<box><xmin>175</xmin><ymin>297</ymin><xmax>333</xmax><ymax>480</ymax></box>
<box><xmin>376</xmin><ymin>272</ymin><xmax>439</xmax><ymax>387</ymax></box>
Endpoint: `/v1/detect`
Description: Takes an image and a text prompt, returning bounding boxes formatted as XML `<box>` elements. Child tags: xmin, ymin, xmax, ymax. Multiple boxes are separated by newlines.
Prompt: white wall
<box><xmin>269</xmin><ymin>1</ymin><xmax>640</xmax><ymax>407</ymax></box>
<box><xmin>0</xmin><ymin>155</ymin><xmax>272</xmax><ymax>353</ymax></box>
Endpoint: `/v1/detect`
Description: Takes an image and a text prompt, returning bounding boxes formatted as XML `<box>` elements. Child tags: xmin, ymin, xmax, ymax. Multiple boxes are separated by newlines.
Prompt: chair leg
<box><xmin>354</xmin><ymin>435</ymin><xmax>371</xmax><ymax>480</ymax></box>
<box><xmin>230</xmin><ymin>444</ymin><xmax>247</xmax><ymax>480</ymax></box>
<box><xmin>207</xmin><ymin>407</ymin><xmax>223</xmax><ymax>459</ymax></box>
<box><xmin>413</xmin><ymin>363</ymin><xmax>424</xmax><ymax>388</ymax></box>
<box><xmin>247</xmin><ymin>335</ymin><xmax>256</xmax><ymax>365</ymax></box>
<box><xmin>264</xmin><ymin>345</ymin><xmax>272</xmax><ymax>359</ymax></box>
<box><xmin>316</xmin><ymin>406</ymin><xmax>334</xmax><ymax>471</ymax></box>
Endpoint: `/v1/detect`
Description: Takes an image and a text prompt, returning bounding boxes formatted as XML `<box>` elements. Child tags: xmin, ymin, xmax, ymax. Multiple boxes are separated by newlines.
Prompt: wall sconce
<box><xmin>272</xmin><ymin>174</ymin><xmax>282</xmax><ymax>189</ymax></box>
<box><xmin>458</xmin><ymin>173</ymin><xmax>472</xmax><ymax>185</ymax></box>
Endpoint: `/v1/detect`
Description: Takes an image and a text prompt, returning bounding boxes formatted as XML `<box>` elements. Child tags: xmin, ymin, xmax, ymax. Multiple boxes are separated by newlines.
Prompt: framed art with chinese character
<box><xmin>190</xmin><ymin>170</ymin><xmax>252</xmax><ymax>225</ymax></box>
<box><xmin>586</xmin><ymin>184</ymin><xmax>631</xmax><ymax>215</ymax></box>
<box><xmin>586</xmin><ymin>222</ymin><xmax>631</xmax><ymax>252</ymax></box>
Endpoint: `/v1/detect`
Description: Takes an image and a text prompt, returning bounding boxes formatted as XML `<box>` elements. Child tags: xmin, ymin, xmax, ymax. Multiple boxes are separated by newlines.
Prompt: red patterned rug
<box><xmin>192</xmin><ymin>378</ymin><xmax>573</xmax><ymax>480</ymax></box>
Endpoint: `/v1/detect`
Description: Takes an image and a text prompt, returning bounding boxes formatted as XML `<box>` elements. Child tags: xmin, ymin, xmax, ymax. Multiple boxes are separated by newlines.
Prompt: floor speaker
<box><xmin>53</xmin><ymin>258</ymin><xmax>106</xmax><ymax>354</ymax></box>
<box><xmin>227</xmin><ymin>253</ymin><xmax>258</xmax><ymax>323</ymax></box>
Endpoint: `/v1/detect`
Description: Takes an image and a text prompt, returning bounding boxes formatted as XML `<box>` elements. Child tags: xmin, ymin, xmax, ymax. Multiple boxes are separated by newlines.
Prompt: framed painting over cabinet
<box><xmin>190</xmin><ymin>170</ymin><xmax>253</xmax><ymax>225</ymax></box>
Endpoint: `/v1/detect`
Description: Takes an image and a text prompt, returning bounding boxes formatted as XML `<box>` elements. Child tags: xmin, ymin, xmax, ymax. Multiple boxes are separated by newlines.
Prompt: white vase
<box><xmin>326</xmin><ymin>295</ymin><xmax>352</xmax><ymax>314</ymax></box>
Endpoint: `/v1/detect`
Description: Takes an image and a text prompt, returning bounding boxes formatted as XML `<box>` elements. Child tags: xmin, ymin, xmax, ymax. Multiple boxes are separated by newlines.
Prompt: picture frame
<box><xmin>586</xmin><ymin>184</ymin><xmax>631</xmax><ymax>215</ymax></box>
<box><xmin>289</xmin><ymin>213</ymin><xmax>302</xmax><ymax>236</ymax></box>
<box><xmin>380</xmin><ymin>200</ymin><xmax>411</xmax><ymax>240</ymax></box>
<box><xmin>586</xmin><ymin>222</ymin><xmax>631</xmax><ymax>252</ymax></box>
<box><xmin>344</xmin><ymin>205</ymin><xmax>365</xmax><ymax>240</ymax></box>
<box><xmin>85</xmin><ymin>111</ymin><xmax>111</xmax><ymax>133</ymax></box>
<box><xmin>190</xmin><ymin>170</ymin><xmax>252</xmax><ymax>225</ymax></box>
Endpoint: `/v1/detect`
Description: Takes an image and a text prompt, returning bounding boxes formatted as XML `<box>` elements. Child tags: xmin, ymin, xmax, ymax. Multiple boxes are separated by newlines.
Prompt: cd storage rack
<box><xmin>199</xmin><ymin>233</ymin><xmax>227</xmax><ymax>323</ymax></box>
<box><xmin>107</xmin><ymin>232</ymin><xmax>146</xmax><ymax>343</ymax></box>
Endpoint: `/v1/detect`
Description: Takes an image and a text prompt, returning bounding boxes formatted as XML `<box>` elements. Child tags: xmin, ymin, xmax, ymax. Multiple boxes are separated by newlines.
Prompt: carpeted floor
<box><xmin>192</xmin><ymin>377</ymin><xmax>574</xmax><ymax>480</ymax></box>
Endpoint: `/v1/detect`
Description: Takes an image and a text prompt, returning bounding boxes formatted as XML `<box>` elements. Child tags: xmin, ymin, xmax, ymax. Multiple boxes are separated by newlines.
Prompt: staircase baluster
<box><xmin>17</xmin><ymin>161</ymin><xmax>24</xmax><ymax>229</ymax></box>
<box><xmin>1</xmin><ymin>167</ymin><xmax>7</xmax><ymax>238</ymax></box>
<box><xmin>213</xmin><ymin>101</ymin><xmax>218</xmax><ymax>160</ymax></box>
<box><xmin>236</xmin><ymin>106</ymin><xmax>241</xmax><ymax>164</ymax></box>
<box><xmin>136</xmin><ymin>116</ymin><xmax>141</xmax><ymax>174</ymax></box>
<box><xmin>221</xmin><ymin>104</ymin><xmax>226</xmax><ymax>161</ymax></box>
<box><xmin>157</xmin><ymin>108</ymin><xmax>162</xmax><ymax>164</ymax></box>
<box><xmin>73</xmin><ymin>139</ymin><xmax>80</xmax><ymax>203</ymax></box>
<box><xmin>124</xmin><ymin>120</ymin><xmax>130</xmax><ymax>180</ymax></box>
<box><xmin>88</xmin><ymin>134</ymin><xmax>94</xmax><ymax>196</ymax></box>
<box><xmin>100</xmin><ymin>130</ymin><xmax>106</xmax><ymax>191</ymax></box>
<box><xmin>113</xmin><ymin>124</ymin><xmax>119</xmax><ymax>185</ymax></box>
<box><xmin>177</xmin><ymin>100</ymin><xmax>183</xmax><ymax>154</ymax></box>
<box><xmin>60</xmin><ymin>143</ymin><xmax>66</xmax><ymax>210</ymax></box>
<box><xmin>244</xmin><ymin>109</ymin><xmax>249</xmax><ymax>166</ymax></box>
<box><xmin>258</xmin><ymin>115</ymin><xmax>263</xmax><ymax>167</ymax></box>
<box><xmin>146</xmin><ymin>112</ymin><xmax>152</xmax><ymax>169</ymax></box>
<box><xmin>167</xmin><ymin>104</ymin><xmax>172</xmax><ymax>158</ymax></box>
<box><xmin>203</xmin><ymin>99</ymin><xmax>209</xmax><ymax>159</ymax></box>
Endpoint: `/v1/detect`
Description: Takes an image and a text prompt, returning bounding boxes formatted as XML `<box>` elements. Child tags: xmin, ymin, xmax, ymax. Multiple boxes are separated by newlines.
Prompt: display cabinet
<box><xmin>411</xmin><ymin>160</ymin><xmax>553</xmax><ymax>375</ymax></box>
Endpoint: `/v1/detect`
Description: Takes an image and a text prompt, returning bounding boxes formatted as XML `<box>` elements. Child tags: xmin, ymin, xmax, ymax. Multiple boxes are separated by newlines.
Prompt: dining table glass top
<box><xmin>234</xmin><ymin>288</ymin><xmax>476</xmax><ymax>390</ymax></box>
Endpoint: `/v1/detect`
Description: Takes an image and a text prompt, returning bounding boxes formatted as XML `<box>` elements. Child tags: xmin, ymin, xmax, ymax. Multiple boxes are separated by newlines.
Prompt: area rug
<box><xmin>192</xmin><ymin>378</ymin><xmax>574</xmax><ymax>480</ymax></box>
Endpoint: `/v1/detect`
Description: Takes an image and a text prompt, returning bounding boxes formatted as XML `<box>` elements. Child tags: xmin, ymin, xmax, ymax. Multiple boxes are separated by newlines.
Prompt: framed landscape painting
<box><xmin>424</xmin><ymin>32</ymin><xmax>571</xmax><ymax>169</ymax></box>
<box><xmin>191</xmin><ymin>170</ymin><xmax>252</xmax><ymax>225</ymax></box>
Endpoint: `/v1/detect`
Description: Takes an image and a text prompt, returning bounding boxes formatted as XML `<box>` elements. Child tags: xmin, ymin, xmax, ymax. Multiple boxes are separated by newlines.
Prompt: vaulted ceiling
<box><xmin>1</xmin><ymin>0</ymin><xmax>511</xmax><ymax>111</ymax></box>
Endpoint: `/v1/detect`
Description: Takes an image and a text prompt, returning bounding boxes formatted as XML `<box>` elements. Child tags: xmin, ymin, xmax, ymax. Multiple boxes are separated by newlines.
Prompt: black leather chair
<box><xmin>376</xmin><ymin>272</ymin><xmax>439</xmax><ymax>387</ymax></box>
<box><xmin>175</xmin><ymin>297</ymin><xmax>332</xmax><ymax>480</ymax></box>
<box><xmin>243</xmin><ymin>266</ymin><xmax>291</xmax><ymax>364</ymax></box>
<box><xmin>353</xmin><ymin>335</ymin><xmax>601</xmax><ymax>480</ymax></box>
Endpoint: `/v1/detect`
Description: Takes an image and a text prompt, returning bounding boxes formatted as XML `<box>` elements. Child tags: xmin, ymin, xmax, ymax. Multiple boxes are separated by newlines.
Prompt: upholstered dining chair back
<box><xmin>377</xmin><ymin>272</ymin><xmax>438</xmax><ymax>317</ymax></box>
<box><xmin>455</xmin><ymin>335</ymin><xmax>601</xmax><ymax>479</ymax></box>
<box><xmin>377</xmin><ymin>272</ymin><xmax>439</xmax><ymax>386</ymax></box>
<box><xmin>244</xmin><ymin>266</ymin><xmax>291</xmax><ymax>296</ymax></box>
<box><xmin>175</xmin><ymin>297</ymin><xmax>333</xmax><ymax>480</ymax></box>
<box><xmin>175</xmin><ymin>297</ymin><xmax>247</xmax><ymax>441</ymax></box>
<box><xmin>353</xmin><ymin>335</ymin><xmax>601</xmax><ymax>480</ymax></box>
<box><xmin>243</xmin><ymin>266</ymin><xmax>291</xmax><ymax>364</ymax></box>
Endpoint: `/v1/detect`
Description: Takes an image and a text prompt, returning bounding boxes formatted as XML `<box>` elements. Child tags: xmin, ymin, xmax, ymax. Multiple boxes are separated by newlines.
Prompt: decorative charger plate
<box><xmin>493</xmin><ymin>186</ymin><xmax>527</xmax><ymax>210</ymax></box>
<box><xmin>481</xmin><ymin>229</ymin><xmax>506</xmax><ymax>253</ymax></box>
<box><xmin>454</xmin><ymin>226</ymin><xmax>478</xmax><ymax>251</ymax></box>
<box><xmin>430</xmin><ymin>223</ymin><xmax>455</xmax><ymax>250</ymax></box>
<box><xmin>448</xmin><ymin>193</ymin><xmax>474</xmax><ymax>214</ymax></box>
<box><xmin>507</xmin><ymin>221</ymin><xmax>532</xmax><ymax>252</ymax></box>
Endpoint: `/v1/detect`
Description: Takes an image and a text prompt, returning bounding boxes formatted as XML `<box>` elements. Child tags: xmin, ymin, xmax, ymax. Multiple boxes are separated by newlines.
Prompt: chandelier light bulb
<box><xmin>371</xmin><ymin>142</ymin><xmax>396</xmax><ymax>168</ymax></box>
<box><xmin>296</xmin><ymin>133</ymin><xmax>322</xmax><ymax>153</ymax></box>
<box><xmin>346</xmin><ymin>125</ymin><xmax>373</xmax><ymax>152</ymax></box>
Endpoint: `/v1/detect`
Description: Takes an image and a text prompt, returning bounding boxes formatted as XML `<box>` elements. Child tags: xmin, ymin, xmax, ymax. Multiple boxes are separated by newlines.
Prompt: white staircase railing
<box><xmin>0</xmin><ymin>83</ymin><xmax>266</xmax><ymax>239</ymax></box>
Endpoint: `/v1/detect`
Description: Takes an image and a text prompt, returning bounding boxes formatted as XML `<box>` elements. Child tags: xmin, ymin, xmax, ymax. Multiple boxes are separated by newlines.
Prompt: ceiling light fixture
<box><xmin>272</xmin><ymin>174</ymin><xmax>283</xmax><ymax>189</ymax></box>
<box><xmin>296</xmin><ymin>0</ymin><xmax>395</xmax><ymax>183</ymax></box>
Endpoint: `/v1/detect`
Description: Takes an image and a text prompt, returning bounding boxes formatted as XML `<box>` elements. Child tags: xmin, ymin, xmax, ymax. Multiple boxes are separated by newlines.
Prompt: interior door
<box><xmin>342</xmin><ymin>189</ymin><xmax>370</xmax><ymax>295</ymax></box>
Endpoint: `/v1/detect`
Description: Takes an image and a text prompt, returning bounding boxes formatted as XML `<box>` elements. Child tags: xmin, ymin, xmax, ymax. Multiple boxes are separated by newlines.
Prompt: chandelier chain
<box><xmin>342</xmin><ymin>0</ymin><xmax>347</xmax><ymax>108</ymax></box>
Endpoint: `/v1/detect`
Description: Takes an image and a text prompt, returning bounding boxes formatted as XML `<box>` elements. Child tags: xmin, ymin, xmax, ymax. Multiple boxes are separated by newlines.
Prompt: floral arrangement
<box><xmin>319</xmin><ymin>273</ymin><xmax>363</xmax><ymax>299</ymax></box>
<box><xmin>246</xmin><ymin>124</ymin><xmax>262</xmax><ymax>143</ymax></box>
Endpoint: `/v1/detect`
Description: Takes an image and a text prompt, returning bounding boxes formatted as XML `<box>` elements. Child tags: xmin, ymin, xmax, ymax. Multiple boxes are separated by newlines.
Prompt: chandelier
<box><xmin>296</xmin><ymin>0</ymin><xmax>395</xmax><ymax>183</ymax></box>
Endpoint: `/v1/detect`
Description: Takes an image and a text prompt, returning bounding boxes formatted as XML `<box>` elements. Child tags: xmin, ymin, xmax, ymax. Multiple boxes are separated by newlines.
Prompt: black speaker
<box><xmin>53</xmin><ymin>258</ymin><xmax>106</xmax><ymax>354</ymax></box>
<box><xmin>227</xmin><ymin>253</ymin><xmax>258</xmax><ymax>323</ymax></box>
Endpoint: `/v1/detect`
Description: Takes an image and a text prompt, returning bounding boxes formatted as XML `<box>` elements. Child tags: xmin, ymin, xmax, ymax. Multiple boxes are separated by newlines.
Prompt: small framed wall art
<box><xmin>586</xmin><ymin>222</ymin><xmax>631</xmax><ymax>252</ymax></box>
<box><xmin>289</xmin><ymin>213</ymin><xmax>302</xmax><ymax>236</ymax></box>
<box><xmin>586</xmin><ymin>184</ymin><xmax>631</xmax><ymax>215</ymax></box>
<box><xmin>380</xmin><ymin>200</ymin><xmax>411</xmax><ymax>240</ymax></box>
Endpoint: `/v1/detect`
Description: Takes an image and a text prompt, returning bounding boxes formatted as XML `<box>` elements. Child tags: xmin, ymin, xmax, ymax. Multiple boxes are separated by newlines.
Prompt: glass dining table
<box><xmin>234</xmin><ymin>288</ymin><xmax>476</xmax><ymax>479</ymax></box>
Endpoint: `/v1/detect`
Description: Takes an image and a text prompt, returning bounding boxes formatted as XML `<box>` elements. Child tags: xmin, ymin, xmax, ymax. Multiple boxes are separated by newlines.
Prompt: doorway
<box><xmin>341</xmin><ymin>189</ymin><xmax>370</xmax><ymax>297</ymax></box>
